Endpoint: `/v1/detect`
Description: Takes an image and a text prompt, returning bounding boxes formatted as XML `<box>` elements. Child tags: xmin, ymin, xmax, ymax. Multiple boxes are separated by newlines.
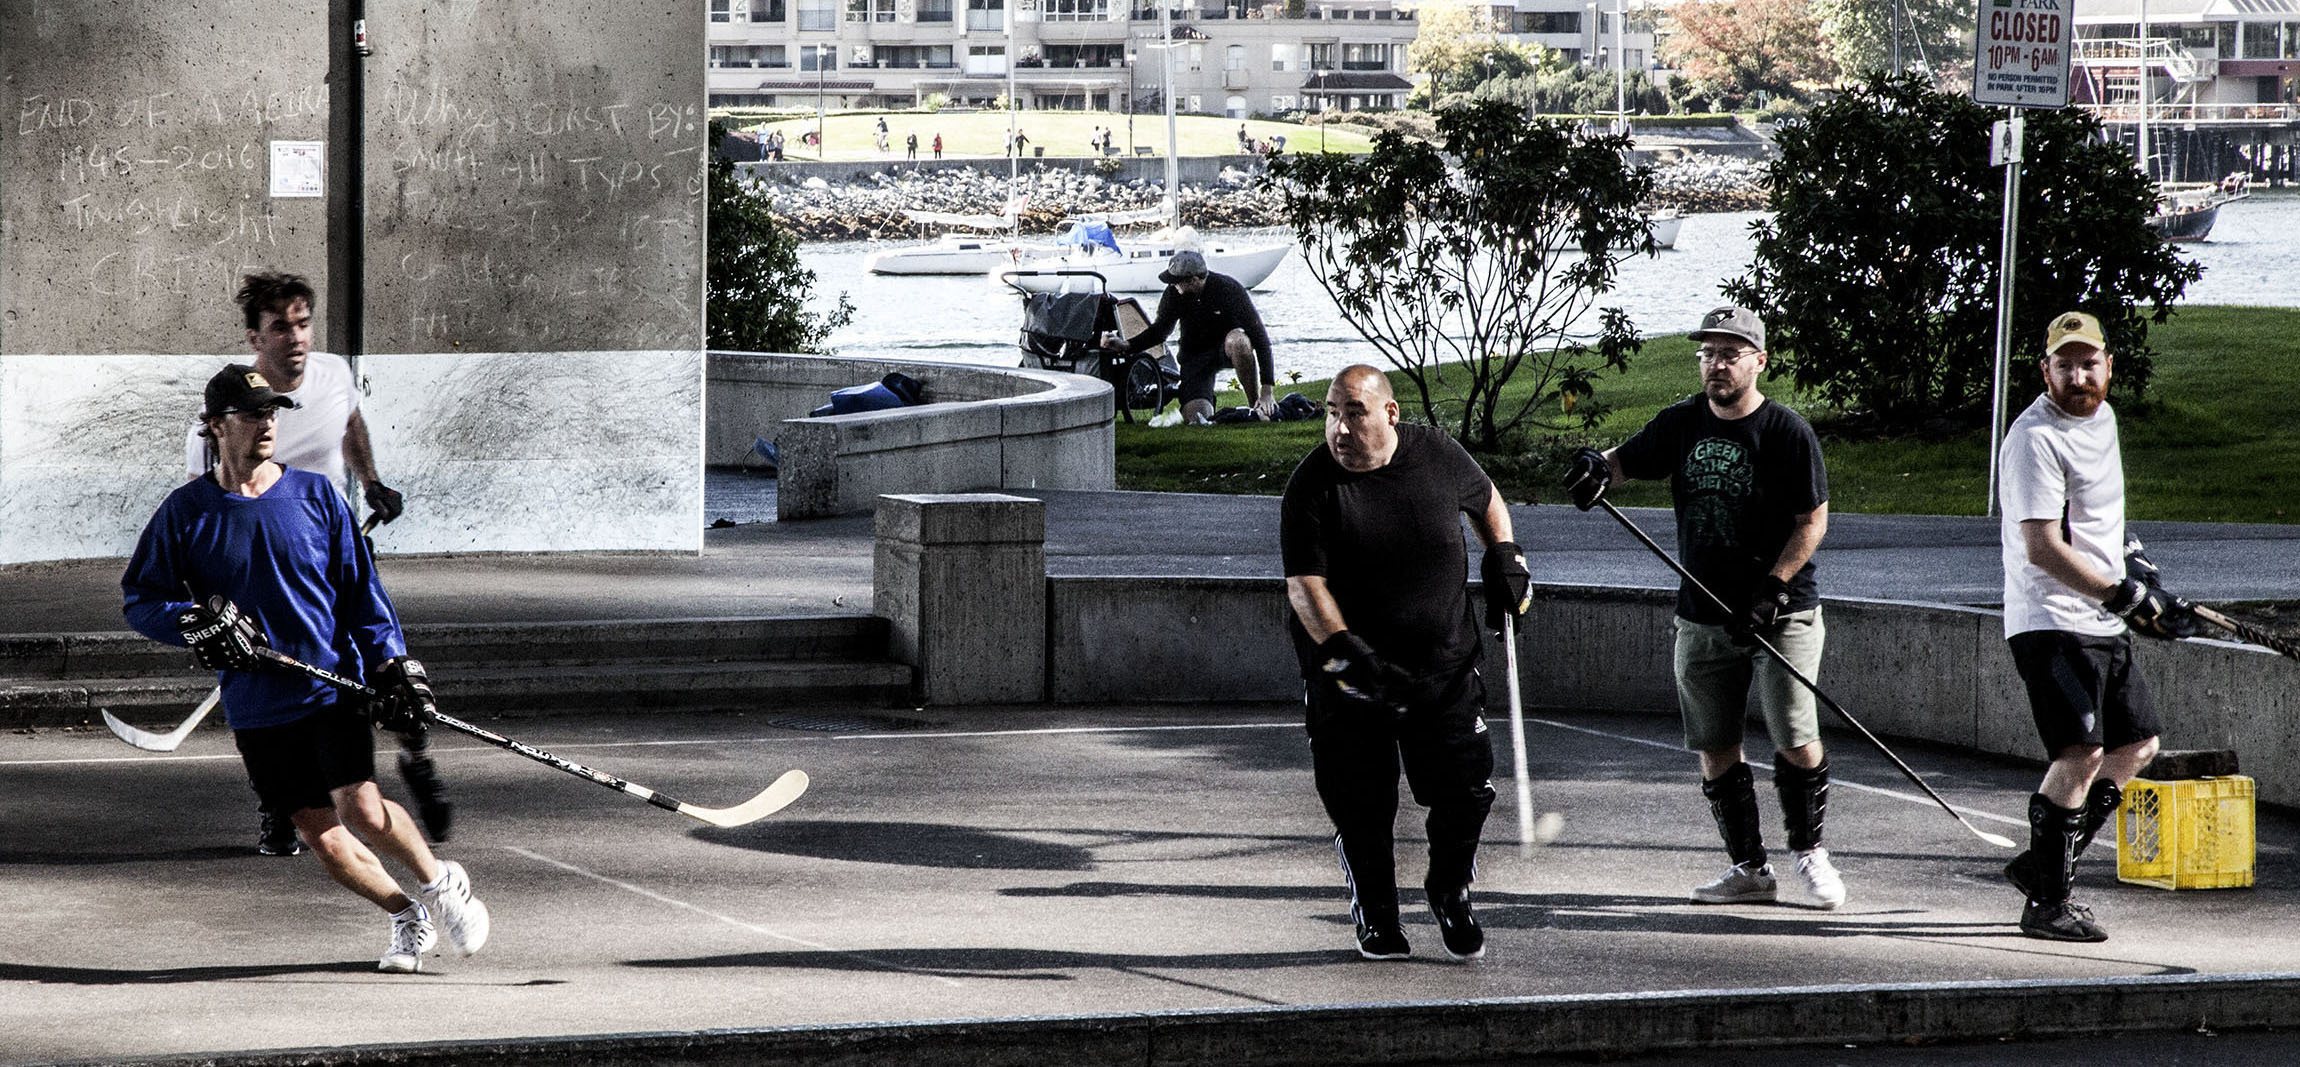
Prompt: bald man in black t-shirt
<box><xmin>1280</xmin><ymin>365</ymin><xmax>1530</xmax><ymax>963</ymax></box>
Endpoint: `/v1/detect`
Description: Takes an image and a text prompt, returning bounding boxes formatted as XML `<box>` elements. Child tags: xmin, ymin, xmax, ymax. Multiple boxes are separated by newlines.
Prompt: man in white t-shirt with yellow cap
<box><xmin>1996</xmin><ymin>308</ymin><xmax>2200</xmax><ymax>943</ymax></box>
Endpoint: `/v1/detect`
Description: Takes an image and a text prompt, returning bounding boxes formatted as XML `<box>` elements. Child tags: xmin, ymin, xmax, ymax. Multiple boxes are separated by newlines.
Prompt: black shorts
<box><xmin>2007</xmin><ymin>629</ymin><xmax>2160</xmax><ymax>755</ymax></box>
<box><xmin>234</xmin><ymin>709</ymin><xmax>378</xmax><ymax>817</ymax></box>
<box><xmin>1177</xmin><ymin>348</ymin><xmax>1227</xmax><ymax>407</ymax></box>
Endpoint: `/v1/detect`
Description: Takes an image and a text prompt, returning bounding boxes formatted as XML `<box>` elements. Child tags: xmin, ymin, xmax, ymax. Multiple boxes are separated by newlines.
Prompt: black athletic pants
<box><xmin>1305</xmin><ymin>664</ymin><xmax>1497</xmax><ymax>929</ymax></box>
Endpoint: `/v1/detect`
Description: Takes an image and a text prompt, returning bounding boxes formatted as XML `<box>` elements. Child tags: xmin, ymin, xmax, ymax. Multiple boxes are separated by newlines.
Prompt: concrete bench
<box><xmin>706</xmin><ymin>352</ymin><xmax>1114</xmax><ymax>521</ymax></box>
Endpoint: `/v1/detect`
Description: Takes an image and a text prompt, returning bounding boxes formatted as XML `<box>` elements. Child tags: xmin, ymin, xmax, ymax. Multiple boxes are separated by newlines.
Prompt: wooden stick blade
<box><xmin>677</xmin><ymin>769</ymin><xmax>809</xmax><ymax>828</ymax></box>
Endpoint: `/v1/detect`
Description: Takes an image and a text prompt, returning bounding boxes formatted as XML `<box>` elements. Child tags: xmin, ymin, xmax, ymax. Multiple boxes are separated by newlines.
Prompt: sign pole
<box><xmin>1985</xmin><ymin>115</ymin><xmax>2024</xmax><ymax>519</ymax></box>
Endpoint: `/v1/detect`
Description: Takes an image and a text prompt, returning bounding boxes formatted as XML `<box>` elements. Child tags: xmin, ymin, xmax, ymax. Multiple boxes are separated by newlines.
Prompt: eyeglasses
<box><xmin>1696</xmin><ymin>346</ymin><xmax>1755</xmax><ymax>366</ymax></box>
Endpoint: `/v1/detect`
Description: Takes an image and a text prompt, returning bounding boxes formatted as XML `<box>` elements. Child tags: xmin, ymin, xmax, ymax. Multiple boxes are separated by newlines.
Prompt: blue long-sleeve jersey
<box><xmin>123</xmin><ymin>467</ymin><xmax>406</xmax><ymax>730</ymax></box>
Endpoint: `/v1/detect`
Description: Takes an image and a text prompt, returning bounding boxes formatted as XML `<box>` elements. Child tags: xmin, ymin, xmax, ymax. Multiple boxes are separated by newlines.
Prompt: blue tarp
<box><xmin>1058</xmin><ymin>219</ymin><xmax>1120</xmax><ymax>254</ymax></box>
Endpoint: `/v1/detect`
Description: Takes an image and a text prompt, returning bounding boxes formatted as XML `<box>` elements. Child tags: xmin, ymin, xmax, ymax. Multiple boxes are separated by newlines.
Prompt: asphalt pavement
<box><xmin>6</xmin><ymin>703</ymin><xmax>2299</xmax><ymax>1064</ymax></box>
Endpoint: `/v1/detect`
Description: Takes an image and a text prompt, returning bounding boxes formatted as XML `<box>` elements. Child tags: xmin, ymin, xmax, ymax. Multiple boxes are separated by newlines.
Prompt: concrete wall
<box><xmin>0</xmin><ymin>3</ymin><xmax>704</xmax><ymax>562</ymax></box>
<box><xmin>708</xmin><ymin>351</ymin><xmax>1114</xmax><ymax>520</ymax></box>
<box><xmin>1041</xmin><ymin>577</ymin><xmax>2300</xmax><ymax>805</ymax></box>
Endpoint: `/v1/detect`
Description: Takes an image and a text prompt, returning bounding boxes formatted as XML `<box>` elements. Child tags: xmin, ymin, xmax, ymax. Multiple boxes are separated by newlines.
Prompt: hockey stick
<box><xmin>2191</xmin><ymin>603</ymin><xmax>2300</xmax><ymax>663</ymax></box>
<box><xmin>1500</xmin><ymin>615</ymin><xmax>1566</xmax><ymax>855</ymax></box>
<box><xmin>252</xmin><ymin>646</ymin><xmax>807</xmax><ymax>828</ymax></box>
<box><xmin>103</xmin><ymin>516</ymin><xmax>389</xmax><ymax>753</ymax></box>
<box><xmin>101</xmin><ymin>688</ymin><xmax>221</xmax><ymax>752</ymax></box>
<box><xmin>1591</xmin><ymin>499</ymin><xmax>2017</xmax><ymax>850</ymax></box>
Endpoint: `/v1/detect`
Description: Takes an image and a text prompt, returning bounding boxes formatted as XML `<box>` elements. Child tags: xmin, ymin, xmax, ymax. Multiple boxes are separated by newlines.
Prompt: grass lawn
<box><xmin>1116</xmin><ymin>305</ymin><xmax>2300</xmax><ymax>525</ymax></box>
<box><xmin>739</xmin><ymin>110</ymin><xmax>1374</xmax><ymax>162</ymax></box>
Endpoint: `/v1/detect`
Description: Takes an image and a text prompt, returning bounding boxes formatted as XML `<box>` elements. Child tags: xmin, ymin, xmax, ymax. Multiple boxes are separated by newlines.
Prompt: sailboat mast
<box><xmin>1613</xmin><ymin>0</ymin><xmax>1626</xmax><ymax>136</ymax></box>
<box><xmin>2137</xmin><ymin>0</ymin><xmax>2152</xmax><ymax>181</ymax></box>
<box><xmin>1008</xmin><ymin>0</ymin><xmax>1021</xmax><ymax>236</ymax></box>
<box><xmin>1161</xmin><ymin>0</ymin><xmax>1180</xmax><ymax>228</ymax></box>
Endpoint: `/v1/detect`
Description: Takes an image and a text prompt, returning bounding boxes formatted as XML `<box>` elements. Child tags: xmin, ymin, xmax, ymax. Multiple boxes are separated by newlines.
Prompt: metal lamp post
<box><xmin>816</xmin><ymin>47</ymin><xmax>827</xmax><ymax>158</ymax></box>
<box><xmin>1128</xmin><ymin>48</ymin><xmax>1137</xmax><ymax>156</ymax></box>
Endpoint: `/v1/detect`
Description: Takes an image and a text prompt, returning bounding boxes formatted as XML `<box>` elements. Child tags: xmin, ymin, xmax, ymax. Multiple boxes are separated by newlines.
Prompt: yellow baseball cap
<box><xmin>2044</xmin><ymin>311</ymin><xmax>2107</xmax><ymax>356</ymax></box>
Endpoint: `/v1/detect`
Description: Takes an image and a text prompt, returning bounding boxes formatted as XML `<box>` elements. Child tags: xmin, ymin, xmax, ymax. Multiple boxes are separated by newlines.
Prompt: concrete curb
<box><xmin>52</xmin><ymin>972</ymin><xmax>2300</xmax><ymax>1067</ymax></box>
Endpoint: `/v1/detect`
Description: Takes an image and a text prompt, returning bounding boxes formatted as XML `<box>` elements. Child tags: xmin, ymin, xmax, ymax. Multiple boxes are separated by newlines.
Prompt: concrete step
<box><xmin>5</xmin><ymin>659</ymin><xmax>914</xmax><ymax>730</ymax></box>
<box><xmin>0</xmin><ymin>615</ymin><xmax>892</xmax><ymax>681</ymax></box>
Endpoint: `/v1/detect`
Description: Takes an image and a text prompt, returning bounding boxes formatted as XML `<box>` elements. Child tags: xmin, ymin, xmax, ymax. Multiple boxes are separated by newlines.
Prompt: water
<box><xmin>797</xmin><ymin>195</ymin><xmax>2300</xmax><ymax>381</ymax></box>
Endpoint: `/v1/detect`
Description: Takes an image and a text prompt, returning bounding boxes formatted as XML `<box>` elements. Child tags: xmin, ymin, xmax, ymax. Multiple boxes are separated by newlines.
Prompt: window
<box><xmin>751</xmin><ymin>0</ymin><xmax>787</xmax><ymax>19</ymax></box>
<box><xmin>1226</xmin><ymin>44</ymin><xmax>1246</xmax><ymax>70</ymax></box>
<box><xmin>967</xmin><ymin>0</ymin><xmax>1006</xmax><ymax>30</ymax></box>
<box><xmin>1225</xmin><ymin>94</ymin><xmax>1246</xmax><ymax>117</ymax></box>
<box><xmin>1042</xmin><ymin>0</ymin><xmax>1110</xmax><ymax>19</ymax></box>
<box><xmin>798</xmin><ymin>0</ymin><xmax>836</xmax><ymax>29</ymax></box>
<box><xmin>709</xmin><ymin>46</ymin><xmax>742</xmax><ymax>68</ymax></box>
<box><xmin>1187</xmin><ymin>94</ymin><xmax>1202</xmax><ymax>111</ymax></box>
<box><xmin>1270</xmin><ymin>93</ymin><xmax>1295</xmax><ymax>110</ymax></box>
<box><xmin>1306</xmin><ymin>43</ymin><xmax>1335</xmax><ymax>69</ymax></box>
<box><xmin>918</xmin><ymin>0</ymin><xmax>954</xmax><ymax>21</ymax></box>
<box><xmin>760</xmin><ymin>45</ymin><xmax>789</xmax><ymax>67</ymax></box>
<box><xmin>846</xmin><ymin>0</ymin><xmax>896</xmax><ymax>22</ymax></box>
<box><xmin>1341</xmin><ymin>42</ymin><xmax>1387</xmax><ymax>71</ymax></box>
<box><xmin>799</xmin><ymin>44</ymin><xmax>839</xmax><ymax>71</ymax></box>
<box><xmin>1271</xmin><ymin>42</ymin><xmax>1292</xmax><ymax>72</ymax></box>
<box><xmin>710</xmin><ymin>0</ymin><xmax>734</xmax><ymax>22</ymax></box>
<box><xmin>1514</xmin><ymin>11</ymin><xmax>1578</xmax><ymax>34</ymax></box>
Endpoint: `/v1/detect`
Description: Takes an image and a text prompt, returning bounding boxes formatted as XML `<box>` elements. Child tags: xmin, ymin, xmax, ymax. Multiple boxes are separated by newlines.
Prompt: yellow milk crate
<box><xmin>2116</xmin><ymin>775</ymin><xmax>2256</xmax><ymax>890</ymax></box>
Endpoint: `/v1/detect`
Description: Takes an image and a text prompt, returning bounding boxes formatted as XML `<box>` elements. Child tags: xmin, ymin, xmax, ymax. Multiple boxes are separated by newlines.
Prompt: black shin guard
<box><xmin>2025</xmin><ymin>793</ymin><xmax>2084</xmax><ymax>904</ymax></box>
<box><xmin>1702</xmin><ymin>762</ymin><xmax>1767</xmax><ymax>868</ymax></box>
<box><xmin>1774</xmin><ymin>759</ymin><xmax>1829</xmax><ymax>853</ymax></box>
<box><xmin>396</xmin><ymin>732</ymin><xmax>455</xmax><ymax>844</ymax></box>
<box><xmin>2074</xmin><ymin>779</ymin><xmax>2123</xmax><ymax>860</ymax></box>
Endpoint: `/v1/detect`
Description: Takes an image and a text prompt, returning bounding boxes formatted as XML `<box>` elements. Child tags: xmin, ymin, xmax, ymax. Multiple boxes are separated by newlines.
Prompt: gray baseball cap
<box><xmin>1688</xmin><ymin>305</ymin><xmax>1766</xmax><ymax>350</ymax></box>
<box><xmin>1158</xmin><ymin>249</ymin><xmax>1208</xmax><ymax>285</ymax></box>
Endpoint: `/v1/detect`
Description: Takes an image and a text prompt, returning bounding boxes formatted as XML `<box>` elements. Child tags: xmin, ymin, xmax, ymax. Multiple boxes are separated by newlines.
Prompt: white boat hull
<box><xmin>997</xmin><ymin>240</ymin><xmax>1293</xmax><ymax>292</ymax></box>
<box><xmin>866</xmin><ymin>236</ymin><xmax>1062</xmax><ymax>276</ymax></box>
<box><xmin>1647</xmin><ymin>213</ymin><xmax>1683</xmax><ymax>250</ymax></box>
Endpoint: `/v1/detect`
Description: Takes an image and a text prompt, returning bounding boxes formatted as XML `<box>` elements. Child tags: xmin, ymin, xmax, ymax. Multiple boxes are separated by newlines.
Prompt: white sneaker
<box><xmin>1781</xmin><ymin>847</ymin><xmax>1847</xmax><ymax>910</ymax></box>
<box><xmin>421</xmin><ymin>859</ymin><xmax>491</xmax><ymax>957</ymax></box>
<box><xmin>379</xmin><ymin>901</ymin><xmax>437</xmax><ymax>973</ymax></box>
<box><xmin>1691</xmin><ymin>860</ymin><xmax>1777</xmax><ymax>904</ymax></box>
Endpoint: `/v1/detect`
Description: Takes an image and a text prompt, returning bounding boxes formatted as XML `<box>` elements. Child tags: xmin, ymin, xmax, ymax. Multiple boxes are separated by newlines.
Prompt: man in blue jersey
<box><xmin>123</xmin><ymin>365</ymin><xmax>490</xmax><ymax>974</ymax></box>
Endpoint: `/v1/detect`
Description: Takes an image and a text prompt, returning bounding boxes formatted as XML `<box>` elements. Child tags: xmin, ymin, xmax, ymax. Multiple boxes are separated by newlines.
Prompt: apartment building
<box><xmin>706</xmin><ymin>0</ymin><xmax>1418</xmax><ymax>117</ymax></box>
<box><xmin>2071</xmin><ymin>0</ymin><xmax>2300</xmax><ymax>118</ymax></box>
<box><xmin>1489</xmin><ymin>0</ymin><xmax>1656</xmax><ymax>74</ymax></box>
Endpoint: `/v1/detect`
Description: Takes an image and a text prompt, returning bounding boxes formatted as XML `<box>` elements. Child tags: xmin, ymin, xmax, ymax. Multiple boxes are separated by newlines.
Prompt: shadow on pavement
<box><xmin>0</xmin><ymin>959</ymin><xmax>373</xmax><ymax>985</ymax></box>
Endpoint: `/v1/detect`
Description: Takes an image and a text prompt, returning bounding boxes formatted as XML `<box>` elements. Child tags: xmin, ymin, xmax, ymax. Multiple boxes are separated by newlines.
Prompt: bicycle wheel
<box><xmin>1118</xmin><ymin>355</ymin><xmax>1170</xmax><ymax>423</ymax></box>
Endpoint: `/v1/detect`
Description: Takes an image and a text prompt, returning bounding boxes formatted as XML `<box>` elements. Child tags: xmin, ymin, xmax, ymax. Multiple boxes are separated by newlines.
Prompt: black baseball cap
<box><xmin>203</xmin><ymin>364</ymin><xmax>301</xmax><ymax>418</ymax></box>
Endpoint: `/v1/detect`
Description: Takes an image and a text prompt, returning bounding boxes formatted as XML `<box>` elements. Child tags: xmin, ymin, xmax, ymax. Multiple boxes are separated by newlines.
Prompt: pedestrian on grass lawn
<box><xmin>1103</xmin><ymin>250</ymin><xmax>1275</xmax><ymax>424</ymax></box>
<box><xmin>1562</xmin><ymin>304</ymin><xmax>1847</xmax><ymax>911</ymax></box>
<box><xmin>127</xmin><ymin>364</ymin><xmax>491</xmax><ymax>975</ymax></box>
<box><xmin>1281</xmin><ymin>364</ymin><xmax>1531</xmax><ymax>962</ymax></box>
<box><xmin>1994</xmin><ymin>309</ymin><xmax>2196</xmax><ymax>942</ymax></box>
<box><xmin>183</xmin><ymin>271</ymin><xmax>449</xmax><ymax>858</ymax></box>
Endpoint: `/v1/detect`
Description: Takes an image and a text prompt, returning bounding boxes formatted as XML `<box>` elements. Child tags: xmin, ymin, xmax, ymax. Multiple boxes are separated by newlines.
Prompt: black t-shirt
<box><xmin>1280</xmin><ymin>422</ymin><xmax>1495</xmax><ymax>677</ymax></box>
<box><xmin>1131</xmin><ymin>272</ymin><xmax>1274</xmax><ymax>384</ymax></box>
<box><xmin>1613</xmin><ymin>395</ymin><xmax>1828</xmax><ymax>624</ymax></box>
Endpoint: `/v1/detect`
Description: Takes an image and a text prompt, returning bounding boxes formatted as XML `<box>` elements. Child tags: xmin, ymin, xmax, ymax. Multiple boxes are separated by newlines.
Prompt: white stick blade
<box><xmin>680</xmin><ymin>769</ymin><xmax>809</xmax><ymax>828</ymax></box>
<box><xmin>101</xmin><ymin>709</ymin><xmax>176</xmax><ymax>752</ymax></box>
<box><xmin>1978</xmin><ymin>829</ymin><xmax>2017</xmax><ymax>849</ymax></box>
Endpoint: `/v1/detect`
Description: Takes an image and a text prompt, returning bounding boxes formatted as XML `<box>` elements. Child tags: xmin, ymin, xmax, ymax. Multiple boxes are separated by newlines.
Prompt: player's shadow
<box><xmin>626</xmin><ymin>945</ymin><xmax>1343</xmax><ymax>981</ymax></box>
<box><xmin>0</xmin><ymin>960</ymin><xmax>372</xmax><ymax>985</ymax></box>
<box><xmin>0</xmin><ymin>845</ymin><xmax>253</xmax><ymax>866</ymax></box>
<box><xmin>693</xmin><ymin>820</ymin><xmax>1328</xmax><ymax>871</ymax></box>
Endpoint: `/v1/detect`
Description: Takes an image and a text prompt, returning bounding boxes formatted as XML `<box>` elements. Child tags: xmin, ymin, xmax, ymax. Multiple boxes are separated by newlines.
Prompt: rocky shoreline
<box><xmin>750</xmin><ymin>155</ymin><xmax>1769</xmax><ymax>241</ymax></box>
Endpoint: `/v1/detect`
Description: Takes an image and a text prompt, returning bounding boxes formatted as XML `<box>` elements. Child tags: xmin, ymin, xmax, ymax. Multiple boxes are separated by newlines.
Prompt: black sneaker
<box><xmin>1427</xmin><ymin>888</ymin><xmax>1486</xmax><ymax>961</ymax></box>
<box><xmin>256</xmin><ymin>811</ymin><xmax>304</xmax><ymax>856</ymax></box>
<box><xmin>2020</xmin><ymin>899</ymin><xmax>2107</xmax><ymax>942</ymax></box>
<box><xmin>2003</xmin><ymin>850</ymin><xmax>2040</xmax><ymax>899</ymax></box>
<box><xmin>1356</xmin><ymin>922</ymin><xmax>1411</xmax><ymax>960</ymax></box>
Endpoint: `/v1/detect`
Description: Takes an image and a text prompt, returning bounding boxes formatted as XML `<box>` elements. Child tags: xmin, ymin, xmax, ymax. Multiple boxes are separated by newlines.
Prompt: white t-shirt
<box><xmin>1997</xmin><ymin>393</ymin><xmax>2125</xmax><ymax>638</ymax></box>
<box><xmin>184</xmin><ymin>352</ymin><xmax>360</xmax><ymax>498</ymax></box>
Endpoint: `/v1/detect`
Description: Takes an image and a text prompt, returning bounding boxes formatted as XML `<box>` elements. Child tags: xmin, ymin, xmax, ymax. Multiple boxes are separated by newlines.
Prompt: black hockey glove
<box><xmin>176</xmin><ymin>597</ymin><xmax>264</xmax><ymax>672</ymax></box>
<box><xmin>1738</xmin><ymin>574</ymin><xmax>1794</xmax><ymax>638</ymax></box>
<box><xmin>367</xmin><ymin>657</ymin><xmax>437</xmax><ymax>733</ymax></box>
<box><xmin>364</xmin><ymin>480</ymin><xmax>406</xmax><ymax>525</ymax></box>
<box><xmin>1480</xmin><ymin>542</ymin><xmax>1532</xmax><ymax>632</ymax></box>
<box><xmin>2116</xmin><ymin>537</ymin><xmax>2202</xmax><ymax>640</ymax></box>
<box><xmin>1314</xmin><ymin>632</ymin><xmax>1411</xmax><ymax>711</ymax></box>
<box><xmin>1562</xmin><ymin>447</ymin><xmax>1610</xmax><ymax>511</ymax></box>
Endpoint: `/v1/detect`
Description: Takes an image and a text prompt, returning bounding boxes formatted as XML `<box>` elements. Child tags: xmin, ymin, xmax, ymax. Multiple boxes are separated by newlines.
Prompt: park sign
<box><xmin>1973</xmin><ymin>0</ymin><xmax>2073</xmax><ymax>109</ymax></box>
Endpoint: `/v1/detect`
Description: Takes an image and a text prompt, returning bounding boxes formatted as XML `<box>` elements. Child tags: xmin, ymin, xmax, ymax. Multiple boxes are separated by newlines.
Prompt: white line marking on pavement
<box><xmin>1529</xmin><ymin>716</ymin><xmax>2029</xmax><ymax>830</ymax></box>
<box><xmin>504</xmin><ymin>845</ymin><xmax>964</xmax><ymax>987</ymax></box>
<box><xmin>830</xmin><ymin>722</ymin><xmax>1299</xmax><ymax>741</ymax></box>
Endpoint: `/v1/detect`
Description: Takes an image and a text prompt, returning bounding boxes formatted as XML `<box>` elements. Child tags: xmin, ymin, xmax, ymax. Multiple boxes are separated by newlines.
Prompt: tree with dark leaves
<box><xmin>1726</xmin><ymin>74</ymin><xmax>2198</xmax><ymax>431</ymax></box>
<box><xmin>1268</xmin><ymin>100</ymin><xmax>1651</xmax><ymax>452</ymax></box>
<box><xmin>706</xmin><ymin>121</ymin><xmax>853</xmax><ymax>354</ymax></box>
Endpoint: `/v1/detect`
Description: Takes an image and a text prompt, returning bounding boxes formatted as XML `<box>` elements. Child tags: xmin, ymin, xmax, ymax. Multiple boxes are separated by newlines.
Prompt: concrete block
<box><xmin>874</xmin><ymin>494</ymin><xmax>1046</xmax><ymax>705</ymax></box>
<box><xmin>1048</xmin><ymin>577</ymin><xmax>1298</xmax><ymax>703</ymax></box>
<box><xmin>1818</xmin><ymin>598</ymin><xmax>1993</xmax><ymax>749</ymax></box>
<box><xmin>1525</xmin><ymin>585</ymin><xmax>1677</xmax><ymax>712</ymax></box>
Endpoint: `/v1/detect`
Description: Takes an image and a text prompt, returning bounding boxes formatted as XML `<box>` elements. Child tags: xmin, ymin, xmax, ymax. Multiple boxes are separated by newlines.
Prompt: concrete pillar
<box><xmin>874</xmin><ymin>493</ymin><xmax>1046</xmax><ymax>705</ymax></box>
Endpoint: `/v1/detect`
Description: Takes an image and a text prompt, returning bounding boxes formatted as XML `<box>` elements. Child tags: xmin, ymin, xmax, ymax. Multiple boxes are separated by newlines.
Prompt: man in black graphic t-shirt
<box><xmin>1562</xmin><ymin>305</ymin><xmax>1845</xmax><ymax>911</ymax></box>
<box><xmin>1281</xmin><ymin>365</ymin><xmax>1531</xmax><ymax>963</ymax></box>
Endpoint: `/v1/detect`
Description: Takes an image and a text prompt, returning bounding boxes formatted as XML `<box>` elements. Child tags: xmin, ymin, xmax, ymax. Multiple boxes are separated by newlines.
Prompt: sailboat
<box><xmin>1605</xmin><ymin>0</ymin><xmax>1681</xmax><ymax>251</ymax></box>
<box><xmin>2133</xmin><ymin>0</ymin><xmax>2245</xmax><ymax>242</ymax></box>
<box><xmin>996</xmin><ymin>1</ymin><xmax>1293</xmax><ymax>293</ymax></box>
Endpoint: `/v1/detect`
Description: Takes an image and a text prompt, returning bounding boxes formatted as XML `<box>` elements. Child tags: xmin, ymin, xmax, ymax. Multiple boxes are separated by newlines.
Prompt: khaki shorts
<box><xmin>1674</xmin><ymin>607</ymin><xmax>1824</xmax><ymax>755</ymax></box>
